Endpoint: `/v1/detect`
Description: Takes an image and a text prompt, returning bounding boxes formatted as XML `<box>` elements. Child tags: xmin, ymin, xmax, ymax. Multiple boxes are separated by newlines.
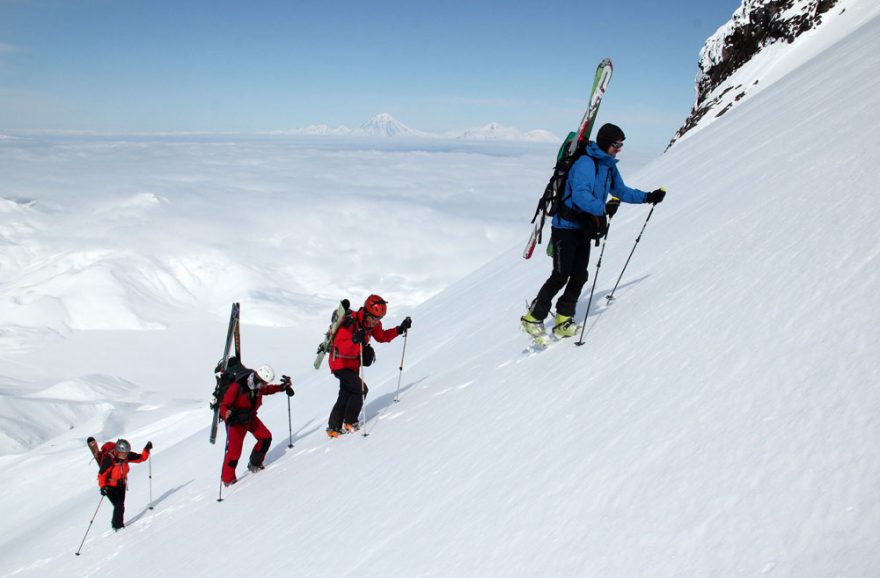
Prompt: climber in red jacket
<box><xmin>219</xmin><ymin>364</ymin><xmax>293</xmax><ymax>486</ymax></box>
<box><xmin>326</xmin><ymin>294</ymin><xmax>411</xmax><ymax>437</ymax></box>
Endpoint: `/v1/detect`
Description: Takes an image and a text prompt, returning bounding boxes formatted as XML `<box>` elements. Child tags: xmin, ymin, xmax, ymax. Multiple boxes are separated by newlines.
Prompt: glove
<box><xmin>646</xmin><ymin>188</ymin><xmax>666</xmax><ymax>204</ymax></box>
<box><xmin>605</xmin><ymin>197</ymin><xmax>620</xmax><ymax>218</ymax></box>
<box><xmin>144</xmin><ymin>441</ymin><xmax>153</xmax><ymax>451</ymax></box>
<box><xmin>100</xmin><ymin>486</ymin><xmax>109</xmax><ymax>496</ymax></box>
<box><xmin>279</xmin><ymin>375</ymin><xmax>294</xmax><ymax>396</ymax></box>
<box><xmin>362</xmin><ymin>344</ymin><xmax>376</xmax><ymax>367</ymax></box>
<box><xmin>584</xmin><ymin>214</ymin><xmax>607</xmax><ymax>240</ymax></box>
<box><xmin>352</xmin><ymin>328</ymin><xmax>366</xmax><ymax>344</ymax></box>
<box><xmin>341</xmin><ymin>299</ymin><xmax>350</xmax><ymax>312</ymax></box>
<box><xmin>397</xmin><ymin>316</ymin><xmax>412</xmax><ymax>333</ymax></box>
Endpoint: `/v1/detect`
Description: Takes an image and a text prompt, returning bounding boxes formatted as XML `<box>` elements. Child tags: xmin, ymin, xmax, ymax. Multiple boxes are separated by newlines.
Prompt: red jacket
<box><xmin>329</xmin><ymin>309</ymin><xmax>400</xmax><ymax>372</ymax></box>
<box><xmin>220</xmin><ymin>374</ymin><xmax>283</xmax><ymax>424</ymax></box>
<box><xmin>98</xmin><ymin>449</ymin><xmax>150</xmax><ymax>488</ymax></box>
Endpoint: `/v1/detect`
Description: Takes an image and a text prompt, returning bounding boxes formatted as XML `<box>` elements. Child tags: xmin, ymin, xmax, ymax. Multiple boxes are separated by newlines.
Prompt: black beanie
<box><xmin>596</xmin><ymin>123</ymin><xmax>625</xmax><ymax>152</ymax></box>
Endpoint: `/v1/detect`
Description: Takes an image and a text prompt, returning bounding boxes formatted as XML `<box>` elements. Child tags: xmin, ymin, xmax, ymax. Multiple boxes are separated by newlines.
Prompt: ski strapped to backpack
<box><xmin>87</xmin><ymin>437</ymin><xmax>117</xmax><ymax>465</ymax></box>
<box><xmin>313</xmin><ymin>299</ymin><xmax>351</xmax><ymax>370</ymax></box>
<box><xmin>523</xmin><ymin>58</ymin><xmax>613</xmax><ymax>259</ymax></box>
<box><xmin>209</xmin><ymin>302</ymin><xmax>241</xmax><ymax>445</ymax></box>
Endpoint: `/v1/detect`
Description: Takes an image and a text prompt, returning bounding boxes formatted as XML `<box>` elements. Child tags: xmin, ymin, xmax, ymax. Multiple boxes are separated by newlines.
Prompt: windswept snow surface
<box><xmin>1</xmin><ymin>6</ymin><xmax>880</xmax><ymax>578</ymax></box>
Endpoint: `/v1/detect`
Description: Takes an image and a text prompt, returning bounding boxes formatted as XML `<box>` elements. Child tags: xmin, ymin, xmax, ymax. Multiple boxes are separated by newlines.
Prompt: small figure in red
<box><xmin>325</xmin><ymin>294</ymin><xmax>411</xmax><ymax>437</ymax></box>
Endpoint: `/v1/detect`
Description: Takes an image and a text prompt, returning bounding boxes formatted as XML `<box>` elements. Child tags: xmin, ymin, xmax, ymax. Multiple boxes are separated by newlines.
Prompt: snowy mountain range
<box><xmin>276</xmin><ymin>113</ymin><xmax>558</xmax><ymax>142</ymax></box>
<box><xmin>1</xmin><ymin>0</ymin><xmax>879</xmax><ymax>576</ymax></box>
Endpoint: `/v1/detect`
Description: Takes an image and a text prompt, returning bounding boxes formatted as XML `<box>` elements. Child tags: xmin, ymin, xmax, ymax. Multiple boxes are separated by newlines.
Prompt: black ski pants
<box><xmin>532</xmin><ymin>227</ymin><xmax>592</xmax><ymax>320</ymax></box>
<box><xmin>328</xmin><ymin>368</ymin><xmax>368</xmax><ymax>429</ymax></box>
<box><xmin>105</xmin><ymin>484</ymin><xmax>127</xmax><ymax>529</ymax></box>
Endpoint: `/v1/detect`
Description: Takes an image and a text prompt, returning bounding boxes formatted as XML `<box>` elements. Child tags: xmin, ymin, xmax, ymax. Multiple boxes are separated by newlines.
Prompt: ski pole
<box><xmin>393</xmin><ymin>330</ymin><xmax>409</xmax><ymax>403</ymax></box>
<box><xmin>358</xmin><ymin>346</ymin><xmax>369</xmax><ymax>438</ymax></box>
<box><xmin>74</xmin><ymin>495</ymin><xmax>104</xmax><ymax>556</ymax></box>
<box><xmin>606</xmin><ymin>205</ymin><xmax>655</xmax><ymax>304</ymax></box>
<box><xmin>287</xmin><ymin>394</ymin><xmax>294</xmax><ymax>448</ymax></box>
<box><xmin>575</xmin><ymin>225</ymin><xmax>610</xmax><ymax>347</ymax></box>
<box><xmin>148</xmin><ymin>455</ymin><xmax>154</xmax><ymax>510</ymax></box>
<box><xmin>218</xmin><ymin>422</ymin><xmax>228</xmax><ymax>502</ymax></box>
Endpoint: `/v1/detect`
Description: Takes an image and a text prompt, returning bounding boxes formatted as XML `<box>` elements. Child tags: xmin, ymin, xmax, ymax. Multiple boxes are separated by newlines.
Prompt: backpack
<box><xmin>210</xmin><ymin>355</ymin><xmax>248</xmax><ymax>412</ymax></box>
<box><xmin>314</xmin><ymin>300</ymin><xmax>352</xmax><ymax>370</ymax></box>
<box><xmin>87</xmin><ymin>439</ymin><xmax>119</xmax><ymax>467</ymax></box>
<box><xmin>530</xmin><ymin>132</ymin><xmax>584</xmax><ymax>224</ymax></box>
<box><xmin>530</xmin><ymin>134</ymin><xmax>614</xmax><ymax>245</ymax></box>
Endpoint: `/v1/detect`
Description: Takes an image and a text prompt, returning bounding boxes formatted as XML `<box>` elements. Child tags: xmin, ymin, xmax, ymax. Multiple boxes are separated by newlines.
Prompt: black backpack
<box><xmin>531</xmin><ymin>131</ymin><xmax>584</xmax><ymax>223</ymax></box>
<box><xmin>210</xmin><ymin>356</ymin><xmax>247</xmax><ymax>412</ymax></box>
<box><xmin>531</xmin><ymin>133</ymin><xmax>613</xmax><ymax>242</ymax></box>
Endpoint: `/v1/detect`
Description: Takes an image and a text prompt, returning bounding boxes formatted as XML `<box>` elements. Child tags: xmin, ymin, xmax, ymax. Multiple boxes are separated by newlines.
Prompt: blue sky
<box><xmin>0</xmin><ymin>0</ymin><xmax>740</xmax><ymax>155</ymax></box>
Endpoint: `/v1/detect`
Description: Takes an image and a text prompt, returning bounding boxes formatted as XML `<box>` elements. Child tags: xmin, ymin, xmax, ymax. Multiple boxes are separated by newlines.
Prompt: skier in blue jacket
<box><xmin>521</xmin><ymin>123</ymin><xmax>666</xmax><ymax>343</ymax></box>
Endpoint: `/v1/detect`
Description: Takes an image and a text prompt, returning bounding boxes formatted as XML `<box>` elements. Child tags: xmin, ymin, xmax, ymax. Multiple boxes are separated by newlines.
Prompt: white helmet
<box><xmin>256</xmin><ymin>365</ymin><xmax>275</xmax><ymax>383</ymax></box>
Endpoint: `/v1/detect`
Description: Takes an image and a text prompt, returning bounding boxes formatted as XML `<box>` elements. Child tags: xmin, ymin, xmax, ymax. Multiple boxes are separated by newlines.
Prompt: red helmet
<box><xmin>363</xmin><ymin>294</ymin><xmax>387</xmax><ymax>318</ymax></box>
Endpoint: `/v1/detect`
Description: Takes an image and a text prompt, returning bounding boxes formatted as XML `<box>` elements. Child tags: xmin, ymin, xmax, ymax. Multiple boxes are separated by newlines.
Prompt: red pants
<box><xmin>222</xmin><ymin>417</ymin><xmax>272</xmax><ymax>484</ymax></box>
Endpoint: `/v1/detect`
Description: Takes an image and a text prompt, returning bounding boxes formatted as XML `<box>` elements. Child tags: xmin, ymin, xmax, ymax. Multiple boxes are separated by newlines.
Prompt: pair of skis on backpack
<box><xmin>523</xmin><ymin>58</ymin><xmax>613</xmax><ymax>260</ymax></box>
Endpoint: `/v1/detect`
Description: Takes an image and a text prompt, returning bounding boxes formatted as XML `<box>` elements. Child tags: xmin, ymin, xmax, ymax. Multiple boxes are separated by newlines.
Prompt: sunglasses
<box><xmin>610</xmin><ymin>141</ymin><xmax>624</xmax><ymax>149</ymax></box>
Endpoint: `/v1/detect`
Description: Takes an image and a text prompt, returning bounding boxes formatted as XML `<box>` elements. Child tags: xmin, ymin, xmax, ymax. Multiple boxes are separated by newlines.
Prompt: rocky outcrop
<box><xmin>668</xmin><ymin>0</ymin><xmax>840</xmax><ymax>149</ymax></box>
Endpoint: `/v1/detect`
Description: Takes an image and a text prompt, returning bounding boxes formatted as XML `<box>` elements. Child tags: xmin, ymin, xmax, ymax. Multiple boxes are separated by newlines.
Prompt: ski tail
<box><xmin>523</xmin><ymin>220</ymin><xmax>540</xmax><ymax>259</ymax></box>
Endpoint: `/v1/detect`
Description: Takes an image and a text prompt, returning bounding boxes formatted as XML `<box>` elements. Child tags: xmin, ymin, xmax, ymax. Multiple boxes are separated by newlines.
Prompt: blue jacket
<box><xmin>552</xmin><ymin>142</ymin><xmax>648</xmax><ymax>230</ymax></box>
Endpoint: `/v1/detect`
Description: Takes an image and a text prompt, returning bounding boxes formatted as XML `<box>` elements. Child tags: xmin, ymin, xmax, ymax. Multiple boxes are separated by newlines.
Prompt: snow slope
<box><xmin>1</xmin><ymin>3</ymin><xmax>879</xmax><ymax>577</ymax></box>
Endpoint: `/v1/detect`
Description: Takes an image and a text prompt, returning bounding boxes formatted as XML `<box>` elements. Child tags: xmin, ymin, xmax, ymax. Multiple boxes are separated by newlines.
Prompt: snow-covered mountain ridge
<box><xmin>669</xmin><ymin>0</ymin><xmax>880</xmax><ymax>147</ymax></box>
<box><xmin>275</xmin><ymin>112</ymin><xmax>558</xmax><ymax>142</ymax></box>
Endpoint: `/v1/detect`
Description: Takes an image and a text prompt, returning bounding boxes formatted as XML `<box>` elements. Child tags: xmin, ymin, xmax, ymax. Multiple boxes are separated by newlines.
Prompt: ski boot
<box><xmin>521</xmin><ymin>311</ymin><xmax>549</xmax><ymax>346</ymax></box>
<box><xmin>552</xmin><ymin>313</ymin><xmax>579</xmax><ymax>339</ymax></box>
<box><xmin>247</xmin><ymin>462</ymin><xmax>265</xmax><ymax>474</ymax></box>
<box><xmin>326</xmin><ymin>427</ymin><xmax>342</xmax><ymax>439</ymax></box>
<box><xmin>342</xmin><ymin>422</ymin><xmax>360</xmax><ymax>433</ymax></box>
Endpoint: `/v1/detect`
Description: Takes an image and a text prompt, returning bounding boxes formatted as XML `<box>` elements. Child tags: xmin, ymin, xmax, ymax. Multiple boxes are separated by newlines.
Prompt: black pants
<box><xmin>532</xmin><ymin>227</ymin><xmax>592</xmax><ymax>319</ymax></box>
<box><xmin>328</xmin><ymin>369</ymin><xmax>368</xmax><ymax>429</ymax></box>
<box><xmin>105</xmin><ymin>484</ymin><xmax>127</xmax><ymax>529</ymax></box>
